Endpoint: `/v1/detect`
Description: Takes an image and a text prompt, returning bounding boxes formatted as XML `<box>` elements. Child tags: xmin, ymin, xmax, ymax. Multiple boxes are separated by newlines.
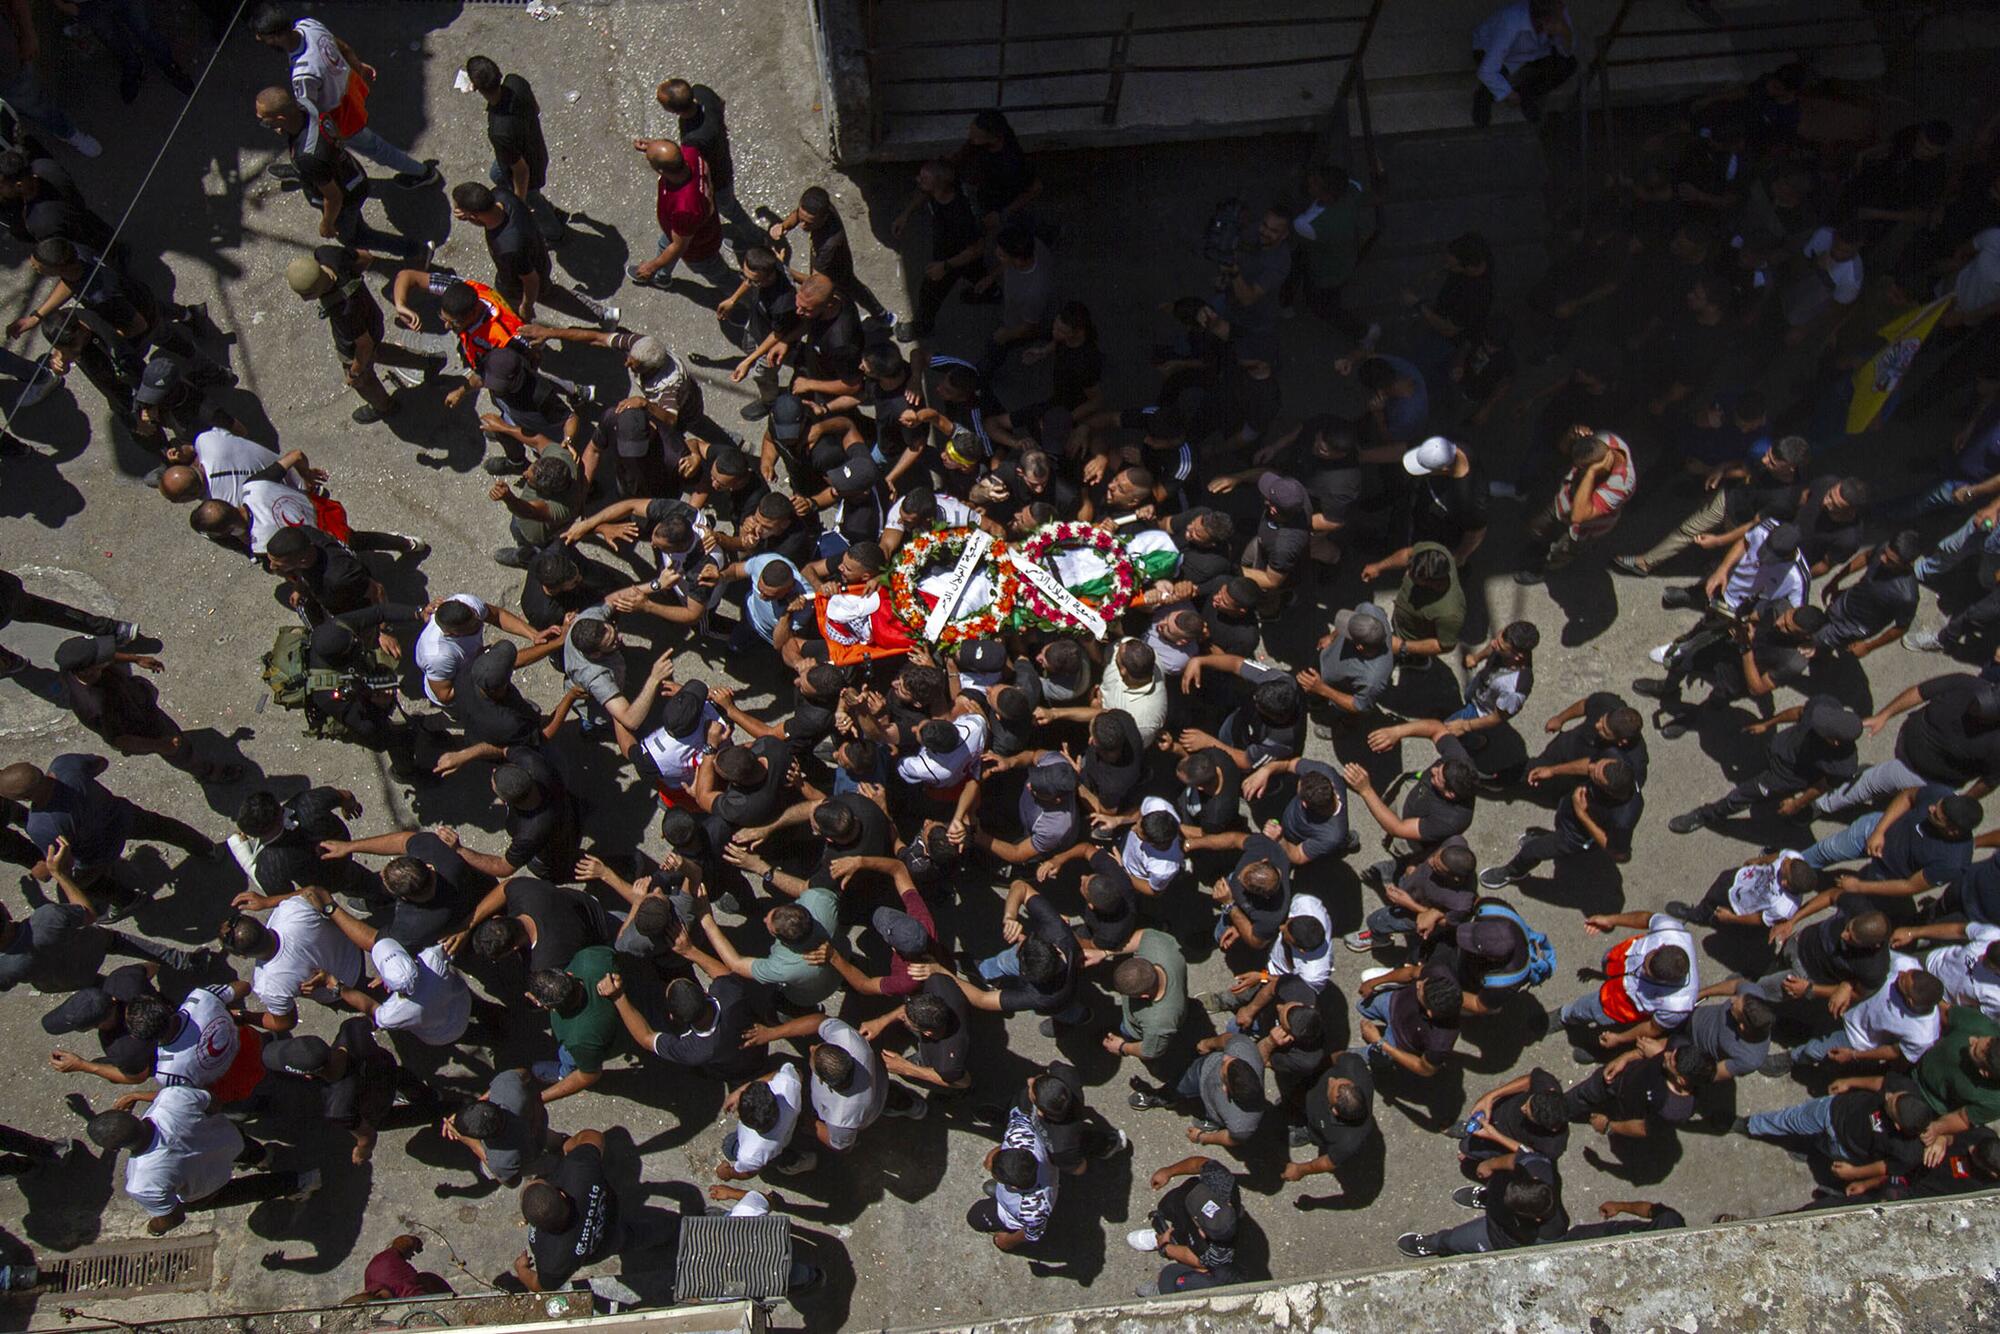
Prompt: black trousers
<box><xmin>915</xmin><ymin>266</ymin><xmax>971</xmax><ymax>328</ymax></box>
<box><xmin>0</xmin><ymin>571</ymin><xmax>118</xmax><ymax>638</ymax></box>
<box><xmin>1472</xmin><ymin>52</ymin><xmax>1578</xmax><ymax>126</ymax></box>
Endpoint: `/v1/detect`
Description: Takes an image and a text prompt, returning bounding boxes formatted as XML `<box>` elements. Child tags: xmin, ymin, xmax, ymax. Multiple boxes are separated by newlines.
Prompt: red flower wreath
<box><xmin>1014</xmin><ymin>520</ymin><xmax>1137</xmax><ymax>634</ymax></box>
<box><xmin>887</xmin><ymin>526</ymin><xmax>1018</xmax><ymax>646</ymax></box>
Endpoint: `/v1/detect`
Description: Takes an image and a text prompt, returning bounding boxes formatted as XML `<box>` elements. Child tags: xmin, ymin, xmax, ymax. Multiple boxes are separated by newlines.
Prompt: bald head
<box><xmin>0</xmin><ymin>763</ymin><xmax>45</xmax><ymax>801</ymax></box>
<box><xmin>191</xmin><ymin>499</ymin><xmax>238</xmax><ymax>537</ymax></box>
<box><xmin>644</xmin><ymin>141</ymin><xmax>686</xmax><ymax>178</ymax></box>
<box><xmin>159</xmin><ymin>465</ymin><xmax>203</xmax><ymax>503</ymax></box>
<box><xmin>796</xmin><ymin>272</ymin><xmax>837</xmax><ymax>316</ymax></box>
<box><xmin>255</xmin><ymin>86</ymin><xmax>301</xmax><ymax>122</ymax></box>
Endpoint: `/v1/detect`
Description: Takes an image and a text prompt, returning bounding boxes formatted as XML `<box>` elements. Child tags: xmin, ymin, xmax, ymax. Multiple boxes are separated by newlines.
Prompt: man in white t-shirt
<box><xmin>1560</xmin><ymin>910</ymin><xmax>1699</xmax><ymax>1038</ymax></box>
<box><xmin>740</xmin><ymin>1015</ymin><xmax>927</xmax><ymax>1152</ymax></box>
<box><xmin>413</xmin><ymin>592</ymin><xmax>560</xmax><ymax>707</ymax></box>
<box><xmin>1669</xmin><ymin>849</ymin><xmax>1818</xmax><ymax>929</ymax></box>
<box><xmin>895</xmin><ymin>713</ymin><xmax>986</xmax><ymax>791</ymax></box>
<box><xmin>89</xmin><ymin>1085</ymin><xmax>319</xmax><ymax>1234</ymax></box>
<box><xmin>290</xmin><ymin>885</ymin><xmax>471</xmax><ymax>1045</ymax></box>
<box><xmin>181</xmin><ymin>428</ymin><xmax>298</xmax><ymax>508</ymax></box>
<box><xmin>1770</xmin><ymin>956</ymin><xmax>1944</xmax><ymax>1073</ymax></box>
<box><xmin>221</xmin><ymin>895</ymin><xmax>364</xmax><ymax>1033</ymax></box>
<box><xmin>1119</xmin><ymin>798</ymin><xmax>1187</xmax><ymax>896</ymax></box>
<box><xmin>1892</xmin><ymin>920</ymin><xmax>2000</xmax><ymax>1018</ymax></box>
<box><xmin>144</xmin><ymin>984</ymin><xmax>242</xmax><ymax>1089</ymax></box>
<box><xmin>718</xmin><ymin>1061</ymin><xmax>813</xmax><ymax>1180</ymax></box>
<box><xmin>1786</xmin><ymin>223</ymin><xmax>1864</xmax><ymax>331</ymax></box>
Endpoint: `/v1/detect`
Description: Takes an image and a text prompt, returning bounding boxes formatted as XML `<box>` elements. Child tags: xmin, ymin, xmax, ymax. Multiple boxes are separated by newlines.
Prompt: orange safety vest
<box><xmin>454</xmin><ymin>281</ymin><xmax>524</xmax><ymax>370</ymax></box>
<box><xmin>1595</xmin><ymin>935</ymin><xmax>1646</xmax><ymax>1026</ymax></box>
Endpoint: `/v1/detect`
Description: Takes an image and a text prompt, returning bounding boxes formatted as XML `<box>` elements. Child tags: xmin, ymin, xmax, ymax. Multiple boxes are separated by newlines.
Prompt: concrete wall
<box><xmin>897</xmin><ymin>1192</ymin><xmax>2000</xmax><ymax>1333</ymax></box>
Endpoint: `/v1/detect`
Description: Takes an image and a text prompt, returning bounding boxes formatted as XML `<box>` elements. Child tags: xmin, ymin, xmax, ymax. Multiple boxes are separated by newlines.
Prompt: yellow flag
<box><xmin>1847</xmin><ymin>295</ymin><xmax>1953</xmax><ymax>434</ymax></box>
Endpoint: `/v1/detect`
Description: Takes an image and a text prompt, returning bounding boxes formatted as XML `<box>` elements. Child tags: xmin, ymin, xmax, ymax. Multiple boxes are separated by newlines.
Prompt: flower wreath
<box><xmin>1013</xmin><ymin>521</ymin><xmax>1137</xmax><ymax>635</ymax></box>
<box><xmin>887</xmin><ymin>526</ymin><xmax>1018</xmax><ymax>646</ymax></box>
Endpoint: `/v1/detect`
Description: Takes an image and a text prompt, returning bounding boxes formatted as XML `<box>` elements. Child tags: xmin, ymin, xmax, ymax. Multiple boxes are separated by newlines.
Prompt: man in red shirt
<box><xmin>626</xmin><ymin>139</ymin><xmax>730</xmax><ymax>292</ymax></box>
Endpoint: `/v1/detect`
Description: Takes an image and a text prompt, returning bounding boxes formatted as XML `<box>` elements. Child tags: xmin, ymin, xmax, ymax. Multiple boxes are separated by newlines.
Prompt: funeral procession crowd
<box><xmin>6</xmin><ymin>0</ymin><xmax>2000</xmax><ymax>1310</ymax></box>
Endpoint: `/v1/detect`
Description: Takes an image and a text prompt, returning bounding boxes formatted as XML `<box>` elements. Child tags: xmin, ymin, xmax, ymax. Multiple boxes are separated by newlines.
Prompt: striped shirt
<box><xmin>1564</xmin><ymin>434</ymin><xmax>1635</xmax><ymax>538</ymax></box>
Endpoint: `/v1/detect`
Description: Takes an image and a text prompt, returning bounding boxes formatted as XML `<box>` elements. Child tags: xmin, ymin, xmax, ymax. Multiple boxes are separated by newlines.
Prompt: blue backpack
<box><xmin>1475</xmin><ymin>901</ymin><xmax>1554</xmax><ymax>989</ymax></box>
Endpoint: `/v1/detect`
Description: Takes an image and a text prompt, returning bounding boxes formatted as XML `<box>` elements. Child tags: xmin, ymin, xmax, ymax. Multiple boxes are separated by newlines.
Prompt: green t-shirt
<box><xmin>1916</xmin><ymin>1005</ymin><xmax>2000</xmax><ymax>1125</ymax></box>
<box><xmin>750</xmin><ymin>885</ymin><xmax>840</xmax><ymax>1007</ymax></box>
<box><xmin>1297</xmin><ymin>180</ymin><xmax>1364</xmax><ymax>289</ymax></box>
<box><xmin>1393</xmin><ymin>542</ymin><xmax>1466</xmax><ymax>649</ymax></box>
<box><xmin>1119</xmin><ymin>929</ymin><xmax>1189</xmax><ymax>1060</ymax></box>
<box><xmin>550</xmin><ymin>946</ymin><xmax>622</xmax><ymax>1073</ymax></box>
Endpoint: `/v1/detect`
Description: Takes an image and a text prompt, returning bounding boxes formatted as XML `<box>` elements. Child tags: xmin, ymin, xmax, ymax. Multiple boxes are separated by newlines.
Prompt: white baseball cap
<box><xmin>1402</xmin><ymin>436</ymin><xmax>1456</xmax><ymax>476</ymax></box>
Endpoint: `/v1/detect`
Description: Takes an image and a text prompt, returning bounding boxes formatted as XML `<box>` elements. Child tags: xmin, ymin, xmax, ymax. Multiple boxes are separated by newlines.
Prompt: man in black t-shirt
<box><xmin>658</xmin><ymin>78</ymin><xmax>742</xmax><ymax>224</ymax></box>
<box><xmin>466</xmin><ymin>57</ymin><xmax>566</xmax><ymax>244</ymax></box>
<box><xmin>892</xmin><ymin>159</ymin><xmax>984</xmax><ymax>342</ymax></box>
<box><xmin>1818</xmin><ymin>675</ymin><xmax>2000</xmax><ymax>818</ymax></box>
<box><xmin>1636</xmin><ymin>603</ymin><xmax>1826</xmax><ymax>740</ymax></box>
<box><xmin>516</xmin><ymin>1131</ymin><xmax>622</xmax><ymax>1291</ymax></box>
<box><xmin>1285</xmin><ymin>1050</ymin><xmax>1374</xmax><ymax>1186</ymax></box>
<box><xmin>282</xmin><ymin>246</ymin><xmax>442</xmax><ymax>424</ymax></box>
<box><xmin>317</xmin><ymin>827</ymin><xmax>494</xmax><ymax>950</ymax></box>
<box><xmin>0</xmin><ymin>151</ymin><xmax>116</xmax><ymax>254</ymax></box>
<box><xmin>1743</xmin><ymin>1073</ymin><xmax>1933</xmax><ymax>1194</ymax></box>
<box><xmin>1459</xmin><ymin>1067</ymin><xmax>1571</xmax><ymax>1178</ymax></box>
<box><xmin>1671</xmin><ymin>694</ymin><xmax>1861</xmax><ymax>833</ymax></box>
<box><xmin>254</xmin><ymin>87</ymin><xmax>428</xmax><ymax>262</ymax></box>
<box><xmin>450</xmin><ymin>183</ymin><xmax>613</xmax><ymax>329</ymax></box>
<box><xmin>465</xmin><ymin>875</ymin><xmax>612</xmax><ymax>975</ymax></box>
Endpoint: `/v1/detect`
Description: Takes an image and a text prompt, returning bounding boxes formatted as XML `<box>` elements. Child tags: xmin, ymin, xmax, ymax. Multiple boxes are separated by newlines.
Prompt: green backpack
<box><xmin>260</xmin><ymin>624</ymin><xmax>394</xmax><ymax>741</ymax></box>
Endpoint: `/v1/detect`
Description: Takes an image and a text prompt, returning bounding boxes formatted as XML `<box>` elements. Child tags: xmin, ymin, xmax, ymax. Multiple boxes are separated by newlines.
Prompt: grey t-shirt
<box><xmin>1197</xmin><ymin>1034</ymin><xmax>1266</xmax><ymax>1140</ymax></box>
<box><xmin>808</xmin><ymin>1017</ymin><xmax>887</xmax><ymax>1150</ymax></box>
<box><xmin>0</xmin><ymin>903</ymin><xmax>103</xmax><ymax>992</ymax></box>
<box><xmin>1015</xmin><ymin>755</ymin><xmax>1080</xmax><ymax>854</ymax></box>
<box><xmin>562</xmin><ymin>606</ymin><xmax>625</xmax><ymax>707</ymax></box>
<box><xmin>1317</xmin><ymin>604</ymin><xmax>1395</xmax><ymax>710</ymax></box>
<box><xmin>1686</xmin><ymin>999</ymin><xmax>1768</xmax><ymax>1079</ymax></box>
<box><xmin>480</xmin><ymin>1069</ymin><xmax>550</xmax><ymax>1184</ymax></box>
<box><xmin>1001</xmin><ymin>240</ymin><xmax>1057</xmax><ymax>331</ymax></box>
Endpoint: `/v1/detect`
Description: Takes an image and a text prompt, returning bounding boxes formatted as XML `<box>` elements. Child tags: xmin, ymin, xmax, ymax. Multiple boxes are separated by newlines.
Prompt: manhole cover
<box><xmin>40</xmin><ymin>1233</ymin><xmax>217</xmax><ymax>1298</ymax></box>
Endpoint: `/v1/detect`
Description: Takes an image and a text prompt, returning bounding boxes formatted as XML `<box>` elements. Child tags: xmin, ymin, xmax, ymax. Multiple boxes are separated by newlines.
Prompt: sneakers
<box><xmin>61</xmin><ymin>129</ymin><xmax>102</xmax><ymax>158</ymax></box>
<box><xmin>1663</xmin><ymin>899</ymin><xmax>1709</xmax><ymax>925</ymax></box>
<box><xmin>1760</xmin><ymin>1049</ymin><xmax>1794</xmax><ymax>1076</ymax></box>
<box><xmin>352</xmin><ymin>399</ymin><xmax>400</xmax><ymax>424</ymax></box>
<box><xmin>1667</xmin><ymin>810</ymin><xmax>1712</xmax><ymax>835</ymax></box>
<box><xmin>596</xmin><ymin>305</ymin><xmax>621</xmax><ymax>332</ymax></box>
<box><xmin>1128</xmin><ymin>1087</ymin><xmax>1172</xmax><ymax>1111</ymax></box>
<box><xmin>771</xmin><ymin>1149</ymin><xmax>818</xmax><ymax>1176</ymax></box>
<box><xmin>1451</xmin><ymin>1184</ymin><xmax>1487</xmax><ymax>1211</ymax></box>
<box><xmin>483</xmin><ymin>455</ymin><xmax>529</xmax><ymax>476</ymax></box>
<box><xmin>625</xmin><ymin>264</ymin><xmax>668</xmax><ymax>289</ymax></box>
<box><xmin>1903</xmin><ymin>627</ymin><xmax>1948</xmax><ymax>654</ymax></box>
<box><xmin>1396</xmin><ymin>1232</ymin><xmax>1440</xmax><ymax>1258</ymax></box>
<box><xmin>393</xmin><ymin>160</ymin><xmax>443</xmax><ymax>189</ymax></box>
<box><xmin>113</xmin><ymin>621</ymin><xmax>141</xmax><ymax>647</ymax></box>
<box><xmin>398</xmin><ymin>537</ymin><xmax>432</xmax><ymax>563</ymax></box>
<box><xmin>1478</xmin><ymin>864</ymin><xmax>1524</xmax><ymax>890</ymax></box>
<box><xmin>384</xmin><ymin>366</ymin><xmax>427</xmax><ymax>389</ymax></box>
<box><xmin>530</xmin><ymin>1060</ymin><xmax>564</xmax><ymax>1083</ymax></box>
<box><xmin>1609</xmin><ymin>556</ymin><xmax>1649</xmax><ymax>577</ymax></box>
<box><xmin>1343</xmin><ymin>928</ymin><xmax>1377</xmax><ymax>954</ymax></box>
<box><xmin>741</xmin><ymin>399</ymin><xmax>774</xmax><ymax>421</ymax></box>
<box><xmin>494</xmin><ymin>545</ymin><xmax>534</xmax><ymax>569</ymax></box>
<box><xmin>1647</xmin><ymin>642</ymin><xmax>1675</xmax><ymax>665</ymax></box>
<box><xmin>1288</xmin><ymin>1124</ymin><xmax>1313</xmax><ymax>1148</ymax></box>
<box><xmin>1631</xmin><ymin>676</ymin><xmax>1672</xmax><ymax>699</ymax></box>
<box><xmin>883</xmin><ymin>1093</ymin><xmax>929</xmax><ymax>1121</ymax></box>
<box><xmin>1358</xmin><ymin>966</ymin><xmax>1399</xmax><ymax>988</ymax></box>
<box><xmin>894</xmin><ymin>319</ymin><xmax>931</xmax><ymax>344</ymax></box>
<box><xmin>1093</xmin><ymin>1128</ymin><xmax>1131</xmax><ymax>1160</ymax></box>
<box><xmin>1125</xmin><ymin>1227</ymin><xmax>1160</xmax><ymax>1253</ymax></box>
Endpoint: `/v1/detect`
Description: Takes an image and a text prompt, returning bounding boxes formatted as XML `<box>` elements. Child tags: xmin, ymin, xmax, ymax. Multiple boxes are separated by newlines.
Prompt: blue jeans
<box><xmin>80</xmin><ymin>0</ymin><xmax>187</xmax><ymax>90</ymax></box>
<box><xmin>1884</xmin><ymin>478</ymin><xmax>1964</xmax><ymax>525</ymax></box>
<box><xmin>650</xmin><ymin>234</ymin><xmax>734</xmax><ymax>287</ymax></box>
<box><xmin>345</xmin><ymin>123</ymin><xmax>426</xmax><ymax>179</ymax></box>
<box><xmin>1915</xmin><ymin>513</ymin><xmax>2000</xmax><ymax>584</ymax></box>
<box><xmin>533</xmin><ymin>1045</ymin><xmax>579</xmax><ymax>1083</ymax></box>
<box><xmin>0</xmin><ymin>64</ymin><xmax>77</xmax><ymax>139</ymax></box>
<box><xmin>1173</xmin><ymin>1058</ymin><xmax>1207</xmax><ymax>1100</ymax></box>
<box><xmin>1802</xmin><ymin>812</ymin><xmax>1882</xmax><ymax>870</ymax></box>
<box><xmin>1790</xmin><ymin>1030</ymin><xmax>1848</xmax><ymax>1066</ymax></box>
<box><xmin>1447</xmin><ymin>701</ymin><xmax>1483</xmax><ymax>724</ymax></box>
<box><xmin>1559</xmin><ymin>989</ymin><xmax>1615</xmax><ymax>1028</ymax></box>
<box><xmin>1367</xmin><ymin>906</ymin><xmax>1418</xmax><ymax>939</ymax></box>
<box><xmin>1746</xmin><ymin>1095</ymin><xmax>1844</xmax><ymax>1160</ymax></box>
<box><xmin>1358</xmin><ymin>989</ymin><xmax>1401</xmax><ymax>1053</ymax></box>
<box><xmin>976</xmin><ymin>946</ymin><xmax>1087</xmax><ymax>1024</ymax></box>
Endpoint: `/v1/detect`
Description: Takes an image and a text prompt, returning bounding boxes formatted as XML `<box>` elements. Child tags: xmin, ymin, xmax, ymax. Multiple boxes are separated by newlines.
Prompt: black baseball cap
<box><xmin>660</xmin><ymin>679</ymin><xmax>711</xmax><ymax>735</ymax></box>
<box><xmin>54</xmin><ymin>635</ymin><xmax>116</xmax><ymax>672</ymax></box>
<box><xmin>484</xmin><ymin>346</ymin><xmax>531</xmax><ymax>397</ymax></box>
<box><xmin>768</xmin><ymin>393</ymin><xmax>807</xmax><ymax>446</ymax></box>
<box><xmin>133</xmin><ymin>355</ymin><xmax>183</xmax><ymax>406</ymax></box>
<box><xmin>826</xmin><ymin>455</ymin><xmax>882</xmax><ymax>496</ymax></box>
<box><xmin>870</xmin><ymin>906</ymin><xmax>930</xmax><ymax>958</ymax></box>
<box><xmin>1185</xmin><ymin>1182</ymin><xmax>1238</xmax><ymax>1241</ymax></box>
<box><xmin>1028</xmin><ymin>758</ymin><xmax>1079</xmax><ymax>799</ymax></box>
<box><xmin>956</xmin><ymin>639</ymin><xmax>1005</xmax><ymax>676</ymax></box>
<box><xmin>613</xmin><ymin>405</ymin><xmax>654</xmax><ymax>458</ymax></box>
<box><xmin>263</xmin><ymin>1034</ymin><xmax>331</xmax><ymax>1076</ymax></box>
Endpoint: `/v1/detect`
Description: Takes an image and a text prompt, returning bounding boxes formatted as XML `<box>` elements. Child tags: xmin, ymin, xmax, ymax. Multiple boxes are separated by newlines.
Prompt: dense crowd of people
<box><xmin>6</xmin><ymin>0</ymin><xmax>2000</xmax><ymax>1312</ymax></box>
